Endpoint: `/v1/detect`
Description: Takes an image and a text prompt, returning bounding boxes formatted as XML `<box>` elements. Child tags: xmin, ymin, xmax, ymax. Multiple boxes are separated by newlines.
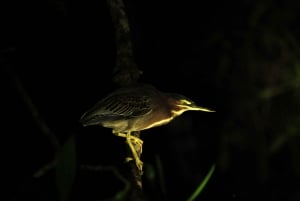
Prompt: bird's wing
<box><xmin>95</xmin><ymin>94</ymin><xmax>152</xmax><ymax>118</ymax></box>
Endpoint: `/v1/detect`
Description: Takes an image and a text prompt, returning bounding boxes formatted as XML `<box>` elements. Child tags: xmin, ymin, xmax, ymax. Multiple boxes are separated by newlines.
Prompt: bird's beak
<box><xmin>191</xmin><ymin>105</ymin><xmax>215</xmax><ymax>112</ymax></box>
<box><xmin>178</xmin><ymin>99</ymin><xmax>215</xmax><ymax>112</ymax></box>
<box><xmin>176</xmin><ymin>104</ymin><xmax>215</xmax><ymax>114</ymax></box>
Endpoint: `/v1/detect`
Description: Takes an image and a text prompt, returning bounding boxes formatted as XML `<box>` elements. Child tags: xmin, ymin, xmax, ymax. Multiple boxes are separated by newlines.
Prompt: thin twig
<box><xmin>5</xmin><ymin>66</ymin><xmax>61</xmax><ymax>178</ymax></box>
<box><xmin>81</xmin><ymin>164</ymin><xmax>131</xmax><ymax>201</ymax></box>
<box><xmin>33</xmin><ymin>159</ymin><xmax>58</xmax><ymax>178</ymax></box>
<box><xmin>9</xmin><ymin>69</ymin><xmax>60</xmax><ymax>151</ymax></box>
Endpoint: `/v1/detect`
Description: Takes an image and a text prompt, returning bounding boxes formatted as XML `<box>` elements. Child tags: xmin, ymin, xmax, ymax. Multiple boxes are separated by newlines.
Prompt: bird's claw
<box><xmin>136</xmin><ymin>158</ymin><xmax>144</xmax><ymax>174</ymax></box>
<box><xmin>124</xmin><ymin>133</ymin><xmax>144</xmax><ymax>174</ymax></box>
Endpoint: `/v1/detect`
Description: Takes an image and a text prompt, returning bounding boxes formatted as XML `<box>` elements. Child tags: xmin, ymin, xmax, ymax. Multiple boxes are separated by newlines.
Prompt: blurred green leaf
<box><xmin>186</xmin><ymin>164</ymin><xmax>215</xmax><ymax>201</ymax></box>
<box><xmin>55</xmin><ymin>136</ymin><xmax>77</xmax><ymax>201</ymax></box>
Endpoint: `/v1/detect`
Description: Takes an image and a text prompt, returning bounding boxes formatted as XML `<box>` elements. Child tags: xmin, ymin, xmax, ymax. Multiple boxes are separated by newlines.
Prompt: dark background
<box><xmin>2</xmin><ymin>0</ymin><xmax>300</xmax><ymax>201</ymax></box>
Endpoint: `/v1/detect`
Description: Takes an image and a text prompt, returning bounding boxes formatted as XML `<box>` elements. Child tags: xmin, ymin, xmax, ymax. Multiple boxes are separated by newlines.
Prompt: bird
<box><xmin>80</xmin><ymin>84</ymin><xmax>215</xmax><ymax>172</ymax></box>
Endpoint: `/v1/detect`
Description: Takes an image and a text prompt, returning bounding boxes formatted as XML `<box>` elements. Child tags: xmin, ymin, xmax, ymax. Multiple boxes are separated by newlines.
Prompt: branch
<box><xmin>106</xmin><ymin>0</ymin><xmax>145</xmax><ymax>200</ymax></box>
<box><xmin>107</xmin><ymin>0</ymin><xmax>142</xmax><ymax>86</ymax></box>
<box><xmin>4</xmin><ymin>65</ymin><xmax>60</xmax><ymax>178</ymax></box>
<box><xmin>81</xmin><ymin>164</ymin><xmax>131</xmax><ymax>201</ymax></box>
<box><xmin>127</xmin><ymin>131</ymin><xmax>144</xmax><ymax>200</ymax></box>
<box><xmin>8</xmin><ymin>68</ymin><xmax>60</xmax><ymax>151</ymax></box>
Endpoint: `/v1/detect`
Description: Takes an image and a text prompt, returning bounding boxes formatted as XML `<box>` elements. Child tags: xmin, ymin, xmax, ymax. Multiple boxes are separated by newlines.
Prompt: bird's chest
<box><xmin>133</xmin><ymin>108</ymin><xmax>174</xmax><ymax>131</ymax></box>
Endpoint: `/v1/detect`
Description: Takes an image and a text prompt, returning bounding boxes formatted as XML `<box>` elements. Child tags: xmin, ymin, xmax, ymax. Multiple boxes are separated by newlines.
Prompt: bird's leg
<box><xmin>125</xmin><ymin>131</ymin><xmax>143</xmax><ymax>173</ymax></box>
<box><xmin>113</xmin><ymin>131</ymin><xmax>143</xmax><ymax>150</ymax></box>
<box><xmin>113</xmin><ymin>131</ymin><xmax>143</xmax><ymax>172</ymax></box>
<box><xmin>127</xmin><ymin>131</ymin><xmax>143</xmax><ymax>172</ymax></box>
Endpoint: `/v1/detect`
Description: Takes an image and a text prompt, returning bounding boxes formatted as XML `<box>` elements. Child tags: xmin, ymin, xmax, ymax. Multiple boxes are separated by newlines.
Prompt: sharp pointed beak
<box><xmin>192</xmin><ymin>105</ymin><xmax>215</xmax><ymax>112</ymax></box>
<box><xmin>182</xmin><ymin>103</ymin><xmax>215</xmax><ymax>112</ymax></box>
<box><xmin>173</xmin><ymin>104</ymin><xmax>215</xmax><ymax>116</ymax></box>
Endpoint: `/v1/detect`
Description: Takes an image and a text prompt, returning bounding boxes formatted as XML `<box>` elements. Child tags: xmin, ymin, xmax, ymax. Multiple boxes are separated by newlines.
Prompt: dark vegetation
<box><xmin>2</xmin><ymin>0</ymin><xmax>300</xmax><ymax>200</ymax></box>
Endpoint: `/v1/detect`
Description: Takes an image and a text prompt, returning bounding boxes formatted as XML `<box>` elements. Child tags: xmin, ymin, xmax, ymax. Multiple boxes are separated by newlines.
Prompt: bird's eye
<box><xmin>181</xmin><ymin>99</ymin><xmax>192</xmax><ymax>105</ymax></box>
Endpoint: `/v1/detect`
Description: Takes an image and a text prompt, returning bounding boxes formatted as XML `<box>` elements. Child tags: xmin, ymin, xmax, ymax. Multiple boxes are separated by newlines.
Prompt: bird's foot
<box><xmin>130</xmin><ymin>136</ymin><xmax>143</xmax><ymax>153</ymax></box>
<box><xmin>125</xmin><ymin>156</ymin><xmax>143</xmax><ymax>173</ymax></box>
<box><xmin>114</xmin><ymin>131</ymin><xmax>143</xmax><ymax>149</ymax></box>
<box><xmin>125</xmin><ymin>132</ymin><xmax>144</xmax><ymax>174</ymax></box>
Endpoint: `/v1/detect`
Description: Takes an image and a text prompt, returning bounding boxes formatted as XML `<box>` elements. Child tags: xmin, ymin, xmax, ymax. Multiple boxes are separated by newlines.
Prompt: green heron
<box><xmin>80</xmin><ymin>84</ymin><xmax>214</xmax><ymax>172</ymax></box>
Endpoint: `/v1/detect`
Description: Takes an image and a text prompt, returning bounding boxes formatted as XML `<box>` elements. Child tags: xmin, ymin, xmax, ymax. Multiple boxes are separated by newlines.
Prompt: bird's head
<box><xmin>166</xmin><ymin>93</ymin><xmax>215</xmax><ymax>116</ymax></box>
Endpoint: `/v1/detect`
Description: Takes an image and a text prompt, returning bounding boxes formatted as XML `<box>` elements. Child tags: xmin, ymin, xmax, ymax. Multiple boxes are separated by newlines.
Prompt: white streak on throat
<box><xmin>142</xmin><ymin>116</ymin><xmax>175</xmax><ymax>130</ymax></box>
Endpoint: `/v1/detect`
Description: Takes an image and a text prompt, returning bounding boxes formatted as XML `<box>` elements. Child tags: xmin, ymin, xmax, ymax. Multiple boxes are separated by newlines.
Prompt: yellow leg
<box><xmin>126</xmin><ymin>131</ymin><xmax>143</xmax><ymax>173</ymax></box>
<box><xmin>113</xmin><ymin>132</ymin><xmax>143</xmax><ymax>172</ymax></box>
<box><xmin>113</xmin><ymin>131</ymin><xmax>143</xmax><ymax>152</ymax></box>
<box><xmin>113</xmin><ymin>131</ymin><xmax>144</xmax><ymax>172</ymax></box>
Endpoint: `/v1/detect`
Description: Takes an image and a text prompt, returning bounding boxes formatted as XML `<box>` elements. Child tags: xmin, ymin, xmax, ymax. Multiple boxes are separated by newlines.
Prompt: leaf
<box><xmin>55</xmin><ymin>136</ymin><xmax>77</xmax><ymax>201</ymax></box>
<box><xmin>186</xmin><ymin>164</ymin><xmax>215</xmax><ymax>201</ymax></box>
